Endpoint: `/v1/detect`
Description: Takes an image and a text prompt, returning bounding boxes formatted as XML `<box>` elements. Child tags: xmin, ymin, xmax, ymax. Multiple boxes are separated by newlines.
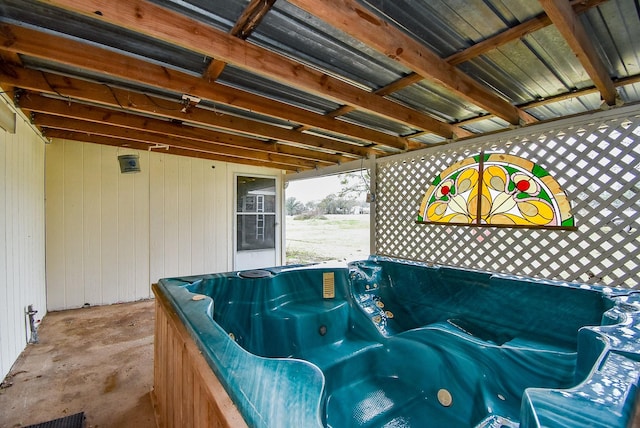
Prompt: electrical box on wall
<box><xmin>117</xmin><ymin>154</ymin><xmax>141</xmax><ymax>173</ymax></box>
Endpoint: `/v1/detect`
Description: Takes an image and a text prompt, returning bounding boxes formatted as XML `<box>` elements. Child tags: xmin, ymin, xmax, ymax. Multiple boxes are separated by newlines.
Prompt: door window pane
<box><xmin>237</xmin><ymin>176</ymin><xmax>276</xmax><ymax>251</ymax></box>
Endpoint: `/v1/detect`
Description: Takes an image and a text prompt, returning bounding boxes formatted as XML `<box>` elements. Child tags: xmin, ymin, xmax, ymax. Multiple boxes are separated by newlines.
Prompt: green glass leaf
<box><xmin>537</xmin><ymin>188</ymin><xmax>551</xmax><ymax>203</ymax></box>
<box><xmin>532</xmin><ymin>164</ymin><xmax>549</xmax><ymax>178</ymax></box>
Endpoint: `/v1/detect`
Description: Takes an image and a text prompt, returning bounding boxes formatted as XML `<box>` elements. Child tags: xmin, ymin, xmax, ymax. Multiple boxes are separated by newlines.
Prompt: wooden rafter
<box><xmin>0</xmin><ymin>51</ymin><xmax>21</xmax><ymax>100</ymax></box>
<box><xmin>44</xmin><ymin>129</ymin><xmax>300</xmax><ymax>170</ymax></box>
<box><xmin>231</xmin><ymin>0</ymin><xmax>276</xmax><ymax>39</ymax></box>
<box><xmin>34</xmin><ymin>113</ymin><xmax>321</xmax><ymax>170</ymax></box>
<box><xmin>446</xmin><ymin>0</ymin><xmax>609</xmax><ymax>66</ymax></box>
<box><xmin>204</xmin><ymin>0</ymin><xmax>276</xmax><ymax>81</ymax></box>
<box><xmin>0</xmin><ymin>23</ymin><xmax>410</xmax><ymax>151</ymax></box>
<box><xmin>18</xmin><ymin>92</ymin><xmax>349</xmax><ymax>165</ymax></box>
<box><xmin>286</xmin><ymin>0</ymin><xmax>536</xmax><ymax>126</ymax></box>
<box><xmin>0</xmin><ymin>0</ymin><xmax>626</xmax><ymax>170</ymax></box>
<box><xmin>449</xmin><ymin>74</ymin><xmax>640</xmax><ymax>132</ymax></box>
<box><xmin>539</xmin><ymin>0</ymin><xmax>617</xmax><ymax>106</ymax></box>
<box><xmin>0</xmin><ymin>64</ymin><xmax>378</xmax><ymax>159</ymax></box>
<box><xmin>35</xmin><ymin>0</ymin><xmax>458</xmax><ymax>139</ymax></box>
<box><xmin>518</xmin><ymin>73</ymin><xmax>640</xmax><ymax>110</ymax></box>
<box><xmin>318</xmin><ymin>0</ymin><xmax>610</xmax><ymax>116</ymax></box>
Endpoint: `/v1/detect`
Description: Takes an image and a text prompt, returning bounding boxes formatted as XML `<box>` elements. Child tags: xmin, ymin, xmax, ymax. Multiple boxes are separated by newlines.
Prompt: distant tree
<box><xmin>318</xmin><ymin>193</ymin><xmax>357</xmax><ymax>214</ymax></box>
<box><xmin>338</xmin><ymin>171</ymin><xmax>370</xmax><ymax>200</ymax></box>
<box><xmin>305</xmin><ymin>201</ymin><xmax>318</xmax><ymax>213</ymax></box>
<box><xmin>286</xmin><ymin>197</ymin><xmax>305</xmax><ymax>215</ymax></box>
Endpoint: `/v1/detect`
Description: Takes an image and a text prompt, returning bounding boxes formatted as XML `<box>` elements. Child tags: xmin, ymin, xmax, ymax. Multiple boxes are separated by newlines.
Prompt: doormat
<box><xmin>24</xmin><ymin>412</ymin><xmax>85</xmax><ymax>428</ymax></box>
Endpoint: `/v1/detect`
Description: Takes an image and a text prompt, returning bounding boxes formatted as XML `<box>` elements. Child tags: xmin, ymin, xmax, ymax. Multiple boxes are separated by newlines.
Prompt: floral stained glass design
<box><xmin>417</xmin><ymin>153</ymin><xmax>574</xmax><ymax>228</ymax></box>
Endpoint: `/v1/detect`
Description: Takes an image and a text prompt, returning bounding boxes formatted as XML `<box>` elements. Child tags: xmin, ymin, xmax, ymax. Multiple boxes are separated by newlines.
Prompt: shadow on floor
<box><xmin>0</xmin><ymin>300</ymin><xmax>156</xmax><ymax>428</ymax></box>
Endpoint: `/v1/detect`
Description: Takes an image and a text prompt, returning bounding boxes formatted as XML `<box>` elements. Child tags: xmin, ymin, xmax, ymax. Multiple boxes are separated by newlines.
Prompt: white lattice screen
<box><xmin>376</xmin><ymin>105</ymin><xmax>640</xmax><ymax>289</ymax></box>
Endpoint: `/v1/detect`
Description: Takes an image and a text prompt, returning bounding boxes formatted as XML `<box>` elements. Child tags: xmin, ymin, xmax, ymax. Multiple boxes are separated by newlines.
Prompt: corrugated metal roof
<box><xmin>219</xmin><ymin>65</ymin><xmax>341</xmax><ymax>114</ymax></box>
<box><xmin>584</xmin><ymin>0</ymin><xmax>640</xmax><ymax>77</ymax></box>
<box><xmin>150</xmin><ymin>0</ymin><xmax>249</xmax><ymax>32</ymax></box>
<box><xmin>0</xmin><ymin>0</ymin><xmax>638</xmax><ymax>171</ymax></box>
<box><xmin>359</xmin><ymin>0</ymin><xmax>542</xmax><ymax>56</ymax></box>
<box><xmin>2</xmin><ymin>0</ymin><xmax>208</xmax><ymax>76</ymax></box>
<box><xmin>250</xmin><ymin>1</ymin><xmax>411</xmax><ymax>90</ymax></box>
<box><xmin>341</xmin><ymin>109</ymin><xmax>417</xmax><ymax>137</ymax></box>
<box><xmin>390</xmin><ymin>81</ymin><xmax>487</xmax><ymax>123</ymax></box>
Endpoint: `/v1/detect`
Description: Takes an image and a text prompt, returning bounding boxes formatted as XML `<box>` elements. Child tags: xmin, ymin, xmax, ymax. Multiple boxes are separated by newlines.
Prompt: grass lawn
<box><xmin>285</xmin><ymin>214</ymin><xmax>370</xmax><ymax>264</ymax></box>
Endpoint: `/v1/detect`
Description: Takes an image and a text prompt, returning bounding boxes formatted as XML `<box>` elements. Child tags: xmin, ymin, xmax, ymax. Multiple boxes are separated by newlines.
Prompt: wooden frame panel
<box><xmin>152</xmin><ymin>283</ymin><xmax>247</xmax><ymax>428</ymax></box>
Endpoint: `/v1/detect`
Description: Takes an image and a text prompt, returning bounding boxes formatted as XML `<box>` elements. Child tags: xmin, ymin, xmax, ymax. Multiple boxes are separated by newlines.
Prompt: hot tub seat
<box><xmin>394</xmin><ymin>321</ymin><xmax>579</xmax><ymax>424</ymax></box>
<box><xmin>348</xmin><ymin>259</ymin><xmax>612</xmax><ymax>351</ymax></box>
<box><xmin>318</xmin><ymin>319</ymin><xmax>579</xmax><ymax>428</ymax></box>
<box><xmin>259</xmin><ymin>299</ymin><xmax>350</xmax><ymax>358</ymax></box>
<box><xmin>322</xmin><ymin>342</ymin><xmax>462</xmax><ymax>428</ymax></box>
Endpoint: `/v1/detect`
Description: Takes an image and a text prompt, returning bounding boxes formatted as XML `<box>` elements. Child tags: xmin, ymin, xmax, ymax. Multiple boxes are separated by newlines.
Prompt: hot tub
<box><xmin>152</xmin><ymin>257</ymin><xmax>640</xmax><ymax>427</ymax></box>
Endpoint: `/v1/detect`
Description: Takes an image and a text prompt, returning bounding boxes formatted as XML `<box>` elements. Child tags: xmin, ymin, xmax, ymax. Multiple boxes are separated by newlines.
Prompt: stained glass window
<box><xmin>417</xmin><ymin>152</ymin><xmax>575</xmax><ymax>228</ymax></box>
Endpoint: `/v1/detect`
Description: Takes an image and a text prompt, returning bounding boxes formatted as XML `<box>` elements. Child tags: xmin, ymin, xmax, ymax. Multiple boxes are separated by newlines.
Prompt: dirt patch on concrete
<box><xmin>0</xmin><ymin>300</ymin><xmax>156</xmax><ymax>428</ymax></box>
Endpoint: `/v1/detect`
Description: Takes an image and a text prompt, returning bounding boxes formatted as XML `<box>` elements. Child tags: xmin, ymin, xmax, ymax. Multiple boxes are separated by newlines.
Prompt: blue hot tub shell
<box><xmin>155</xmin><ymin>256</ymin><xmax>640</xmax><ymax>427</ymax></box>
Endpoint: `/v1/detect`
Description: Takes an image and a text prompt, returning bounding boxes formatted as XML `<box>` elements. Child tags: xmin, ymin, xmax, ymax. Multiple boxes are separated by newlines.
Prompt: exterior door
<box><xmin>234</xmin><ymin>175</ymin><xmax>278</xmax><ymax>270</ymax></box>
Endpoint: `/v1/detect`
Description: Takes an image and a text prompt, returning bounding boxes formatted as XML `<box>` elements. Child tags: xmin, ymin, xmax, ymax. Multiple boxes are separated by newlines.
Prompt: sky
<box><xmin>285</xmin><ymin>175</ymin><xmax>345</xmax><ymax>203</ymax></box>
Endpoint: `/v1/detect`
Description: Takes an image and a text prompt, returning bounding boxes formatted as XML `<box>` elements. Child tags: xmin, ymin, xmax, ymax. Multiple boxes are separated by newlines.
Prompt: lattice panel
<box><xmin>376</xmin><ymin>109</ymin><xmax>640</xmax><ymax>289</ymax></box>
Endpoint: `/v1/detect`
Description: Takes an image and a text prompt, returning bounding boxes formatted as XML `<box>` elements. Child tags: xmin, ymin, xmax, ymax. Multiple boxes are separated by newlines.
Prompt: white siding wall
<box><xmin>0</xmin><ymin>101</ymin><xmax>46</xmax><ymax>380</ymax></box>
<box><xmin>45</xmin><ymin>139</ymin><xmax>283</xmax><ymax>310</ymax></box>
<box><xmin>45</xmin><ymin>142</ymin><xmax>150</xmax><ymax>309</ymax></box>
<box><xmin>148</xmin><ymin>153</ymin><xmax>229</xmax><ymax>282</ymax></box>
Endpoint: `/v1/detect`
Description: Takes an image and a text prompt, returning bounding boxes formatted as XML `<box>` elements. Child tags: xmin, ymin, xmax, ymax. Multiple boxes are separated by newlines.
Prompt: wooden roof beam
<box><xmin>327</xmin><ymin>0</ymin><xmax>609</xmax><ymax>111</ymax></box>
<box><xmin>33</xmin><ymin>113</ymin><xmax>319</xmax><ymax>170</ymax></box>
<box><xmin>539</xmin><ymin>0</ymin><xmax>617</xmax><ymax>106</ymax></box>
<box><xmin>44</xmin><ymin>129</ymin><xmax>299</xmax><ymax>170</ymax></box>
<box><xmin>18</xmin><ymin>92</ymin><xmax>348</xmax><ymax>165</ymax></box>
<box><xmin>204</xmin><ymin>0</ymin><xmax>276</xmax><ymax>80</ymax></box>
<box><xmin>0</xmin><ymin>63</ymin><xmax>377</xmax><ymax>158</ymax></box>
<box><xmin>518</xmin><ymin>73</ymin><xmax>640</xmax><ymax>110</ymax></box>
<box><xmin>287</xmin><ymin>0</ymin><xmax>536</xmax><ymax>126</ymax></box>
<box><xmin>231</xmin><ymin>0</ymin><xmax>276</xmax><ymax>40</ymax></box>
<box><xmin>446</xmin><ymin>0</ymin><xmax>609</xmax><ymax>66</ymax></box>
<box><xmin>0</xmin><ymin>23</ymin><xmax>408</xmax><ymax>151</ymax></box>
<box><xmin>35</xmin><ymin>0</ymin><xmax>458</xmax><ymax>139</ymax></box>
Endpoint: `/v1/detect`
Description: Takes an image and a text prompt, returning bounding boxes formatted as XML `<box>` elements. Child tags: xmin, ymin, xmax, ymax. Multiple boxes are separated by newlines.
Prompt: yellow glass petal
<box><xmin>488</xmin><ymin>213</ymin><xmax>516</xmax><ymax>225</ymax></box>
<box><xmin>479</xmin><ymin>175</ymin><xmax>492</xmax><ymax>220</ymax></box>
<box><xmin>467</xmin><ymin>194</ymin><xmax>479</xmax><ymax>220</ymax></box>
<box><xmin>484</xmin><ymin>165</ymin><xmax>507</xmax><ymax>191</ymax></box>
<box><xmin>426</xmin><ymin>201</ymin><xmax>448</xmax><ymax>221</ymax></box>
<box><xmin>517</xmin><ymin>200</ymin><xmax>555</xmax><ymax>224</ymax></box>
<box><xmin>456</xmin><ymin>168</ymin><xmax>478</xmax><ymax>194</ymax></box>
<box><xmin>447</xmin><ymin>213</ymin><xmax>472</xmax><ymax>223</ymax></box>
<box><xmin>519</xmin><ymin>200</ymin><xmax>539</xmax><ymax>217</ymax></box>
<box><xmin>488</xmin><ymin>213</ymin><xmax>530</xmax><ymax>225</ymax></box>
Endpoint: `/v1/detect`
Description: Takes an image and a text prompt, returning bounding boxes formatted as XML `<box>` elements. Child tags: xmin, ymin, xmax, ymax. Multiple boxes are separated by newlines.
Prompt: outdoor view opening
<box><xmin>285</xmin><ymin>172</ymin><xmax>371</xmax><ymax>265</ymax></box>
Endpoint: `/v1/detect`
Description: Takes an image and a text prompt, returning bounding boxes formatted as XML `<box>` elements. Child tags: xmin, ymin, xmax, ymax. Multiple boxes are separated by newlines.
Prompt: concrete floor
<box><xmin>0</xmin><ymin>300</ymin><xmax>156</xmax><ymax>428</ymax></box>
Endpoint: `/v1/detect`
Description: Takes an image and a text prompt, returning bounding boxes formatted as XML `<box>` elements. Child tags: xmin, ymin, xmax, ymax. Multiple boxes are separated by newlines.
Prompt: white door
<box><xmin>234</xmin><ymin>175</ymin><xmax>278</xmax><ymax>270</ymax></box>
